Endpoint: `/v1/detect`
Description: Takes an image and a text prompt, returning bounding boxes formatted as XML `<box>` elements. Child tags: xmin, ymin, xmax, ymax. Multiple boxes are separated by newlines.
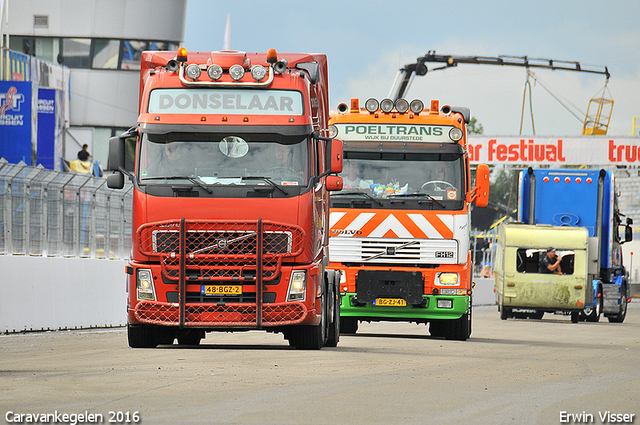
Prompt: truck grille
<box><xmin>329</xmin><ymin>237</ymin><xmax>458</xmax><ymax>264</ymax></box>
<box><xmin>138</xmin><ymin>219</ymin><xmax>305</xmax><ymax>281</ymax></box>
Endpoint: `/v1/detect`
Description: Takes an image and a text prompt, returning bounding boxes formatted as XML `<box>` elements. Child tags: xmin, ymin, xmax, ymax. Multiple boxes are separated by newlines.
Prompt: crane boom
<box><xmin>389</xmin><ymin>51</ymin><xmax>610</xmax><ymax>101</ymax></box>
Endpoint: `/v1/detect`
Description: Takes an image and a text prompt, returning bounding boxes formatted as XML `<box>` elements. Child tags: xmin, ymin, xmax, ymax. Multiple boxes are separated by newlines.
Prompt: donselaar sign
<box><xmin>148</xmin><ymin>88</ymin><xmax>304</xmax><ymax>115</ymax></box>
<box><xmin>468</xmin><ymin>136</ymin><xmax>640</xmax><ymax>166</ymax></box>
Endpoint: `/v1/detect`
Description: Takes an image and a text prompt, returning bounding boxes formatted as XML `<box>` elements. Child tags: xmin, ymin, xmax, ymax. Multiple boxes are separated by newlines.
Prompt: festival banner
<box><xmin>468</xmin><ymin>136</ymin><xmax>640</xmax><ymax>166</ymax></box>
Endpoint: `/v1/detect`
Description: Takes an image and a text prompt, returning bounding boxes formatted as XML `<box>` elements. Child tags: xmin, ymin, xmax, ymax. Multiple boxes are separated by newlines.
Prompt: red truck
<box><xmin>107</xmin><ymin>48</ymin><xmax>343</xmax><ymax>349</ymax></box>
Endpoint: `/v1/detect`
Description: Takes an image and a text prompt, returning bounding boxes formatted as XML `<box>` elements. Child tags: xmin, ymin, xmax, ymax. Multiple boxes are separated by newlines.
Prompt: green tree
<box><xmin>467</xmin><ymin>117</ymin><xmax>484</xmax><ymax>135</ymax></box>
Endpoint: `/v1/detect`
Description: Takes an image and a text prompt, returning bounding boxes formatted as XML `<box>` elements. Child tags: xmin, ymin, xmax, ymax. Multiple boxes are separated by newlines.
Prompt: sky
<box><xmin>183</xmin><ymin>0</ymin><xmax>640</xmax><ymax>137</ymax></box>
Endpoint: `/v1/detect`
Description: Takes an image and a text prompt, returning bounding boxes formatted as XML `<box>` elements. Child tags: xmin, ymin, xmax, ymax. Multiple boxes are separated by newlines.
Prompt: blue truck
<box><xmin>494</xmin><ymin>168</ymin><xmax>632</xmax><ymax>323</ymax></box>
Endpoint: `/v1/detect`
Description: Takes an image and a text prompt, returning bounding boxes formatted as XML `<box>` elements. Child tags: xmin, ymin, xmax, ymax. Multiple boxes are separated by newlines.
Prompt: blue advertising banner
<box><xmin>37</xmin><ymin>88</ymin><xmax>56</xmax><ymax>169</ymax></box>
<box><xmin>0</xmin><ymin>81</ymin><xmax>33</xmax><ymax>165</ymax></box>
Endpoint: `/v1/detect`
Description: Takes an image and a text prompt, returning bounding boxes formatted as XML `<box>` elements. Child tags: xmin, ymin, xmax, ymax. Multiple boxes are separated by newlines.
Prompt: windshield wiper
<box><xmin>142</xmin><ymin>176</ymin><xmax>213</xmax><ymax>194</ymax></box>
<box><xmin>241</xmin><ymin>176</ymin><xmax>288</xmax><ymax>195</ymax></box>
<box><xmin>388</xmin><ymin>192</ymin><xmax>445</xmax><ymax>207</ymax></box>
<box><xmin>332</xmin><ymin>191</ymin><xmax>383</xmax><ymax>207</ymax></box>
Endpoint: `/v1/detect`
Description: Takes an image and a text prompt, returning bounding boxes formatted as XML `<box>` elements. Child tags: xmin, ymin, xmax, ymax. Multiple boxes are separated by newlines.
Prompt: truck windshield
<box><xmin>338</xmin><ymin>152</ymin><xmax>464</xmax><ymax>200</ymax></box>
<box><xmin>138</xmin><ymin>133</ymin><xmax>309</xmax><ymax>187</ymax></box>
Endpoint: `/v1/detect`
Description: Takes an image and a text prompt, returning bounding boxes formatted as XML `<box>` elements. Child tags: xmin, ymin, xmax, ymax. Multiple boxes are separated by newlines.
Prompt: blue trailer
<box><xmin>517</xmin><ymin>168</ymin><xmax>632</xmax><ymax>322</ymax></box>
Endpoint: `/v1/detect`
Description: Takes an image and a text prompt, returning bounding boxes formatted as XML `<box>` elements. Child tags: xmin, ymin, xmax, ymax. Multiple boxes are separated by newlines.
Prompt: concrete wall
<box><xmin>0</xmin><ymin>256</ymin><xmax>127</xmax><ymax>333</ymax></box>
<box><xmin>472</xmin><ymin>277</ymin><xmax>496</xmax><ymax>306</ymax></box>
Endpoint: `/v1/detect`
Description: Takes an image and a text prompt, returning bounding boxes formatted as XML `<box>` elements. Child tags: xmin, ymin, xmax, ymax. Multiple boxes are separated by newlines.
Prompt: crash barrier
<box><xmin>0</xmin><ymin>160</ymin><xmax>133</xmax><ymax>332</ymax></box>
<box><xmin>0</xmin><ymin>159</ymin><xmax>133</xmax><ymax>258</ymax></box>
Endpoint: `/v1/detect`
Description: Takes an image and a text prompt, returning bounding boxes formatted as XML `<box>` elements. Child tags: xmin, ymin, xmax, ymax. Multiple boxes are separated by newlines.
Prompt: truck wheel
<box><xmin>287</xmin><ymin>291</ymin><xmax>326</xmax><ymax>350</ymax></box>
<box><xmin>500</xmin><ymin>306</ymin><xmax>511</xmax><ymax>320</ymax></box>
<box><xmin>607</xmin><ymin>289</ymin><xmax>628</xmax><ymax>323</ymax></box>
<box><xmin>177</xmin><ymin>330</ymin><xmax>203</xmax><ymax>346</ymax></box>
<box><xmin>429</xmin><ymin>320</ymin><xmax>445</xmax><ymax>338</ymax></box>
<box><xmin>443</xmin><ymin>312</ymin><xmax>470</xmax><ymax>341</ymax></box>
<box><xmin>584</xmin><ymin>293</ymin><xmax>602</xmax><ymax>322</ymax></box>
<box><xmin>529</xmin><ymin>311</ymin><xmax>544</xmax><ymax>320</ymax></box>
<box><xmin>128</xmin><ymin>324</ymin><xmax>159</xmax><ymax>348</ymax></box>
<box><xmin>570</xmin><ymin>312</ymin><xmax>580</xmax><ymax>323</ymax></box>
<box><xmin>340</xmin><ymin>317</ymin><xmax>358</xmax><ymax>334</ymax></box>
<box><xmin>325</xmin><ymin>283</ymin><xmax>340</xmax><ymax>347</ymax></box>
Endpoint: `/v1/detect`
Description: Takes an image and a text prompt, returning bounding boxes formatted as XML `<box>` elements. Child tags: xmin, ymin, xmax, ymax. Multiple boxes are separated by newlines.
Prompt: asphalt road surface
<box><xmin>2</xmin><ymin>304</ymin><xmax>639</xmax><ymax>425</ymax></box>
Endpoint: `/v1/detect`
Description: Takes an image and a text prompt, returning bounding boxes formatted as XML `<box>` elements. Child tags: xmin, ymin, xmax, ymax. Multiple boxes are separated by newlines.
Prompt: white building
<box><xmin>4</xmin><ymin>0</ymin><xmax>186</xmax><ymax>166</ymax></box>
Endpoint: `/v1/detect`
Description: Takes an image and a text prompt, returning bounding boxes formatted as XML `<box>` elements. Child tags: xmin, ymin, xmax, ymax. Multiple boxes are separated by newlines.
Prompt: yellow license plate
<box><xmin>201</xmin><ymin>285</ymin><xmax>242</xmax><ymax>295</ymax></box>
<box><xmin>374</xmin><ymin>298</ymin><xmax>407</xmax><ymax>307</ymax></box>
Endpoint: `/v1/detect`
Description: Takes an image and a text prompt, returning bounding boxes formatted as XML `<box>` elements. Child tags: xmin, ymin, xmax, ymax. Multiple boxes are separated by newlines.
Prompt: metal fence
<box><xmin>0</xmin><ymin>159</ymin><xmax>133</xmax><ymax>259</ymax></box>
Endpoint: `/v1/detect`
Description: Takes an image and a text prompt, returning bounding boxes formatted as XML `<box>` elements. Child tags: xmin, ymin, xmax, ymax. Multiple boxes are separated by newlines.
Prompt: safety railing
<box><xmin>0</xmin><ymin>159</ymin><xmax>133</xmax><ymax>259</ymax></box>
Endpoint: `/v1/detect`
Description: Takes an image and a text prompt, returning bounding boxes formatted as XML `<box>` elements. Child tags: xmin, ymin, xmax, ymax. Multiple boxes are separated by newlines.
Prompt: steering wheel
<box><xmin>421</xmin><ymin>180</ymin><xmax>456</xmax><ymax>191</ymax></box>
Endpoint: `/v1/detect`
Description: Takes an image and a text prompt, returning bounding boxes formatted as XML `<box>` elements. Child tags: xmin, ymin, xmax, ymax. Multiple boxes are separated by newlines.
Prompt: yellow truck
<box><xmin>494</xmin><ymin>222</ymin><xmax>599</xmax><ymax>323</ymax></box>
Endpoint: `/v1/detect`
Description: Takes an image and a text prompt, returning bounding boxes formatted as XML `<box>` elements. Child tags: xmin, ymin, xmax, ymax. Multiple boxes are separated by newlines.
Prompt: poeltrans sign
<box><xmin>468</xmin><ymin>137</ymin><xmax>640</xmax><ymax>165</ymax></box>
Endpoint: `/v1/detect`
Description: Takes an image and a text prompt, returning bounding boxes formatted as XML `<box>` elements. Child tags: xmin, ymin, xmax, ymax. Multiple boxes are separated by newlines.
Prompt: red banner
<box><xmin>468</xmin><ymin>136</ymin><xmax>640</xmax><ymax>165</ymax></box>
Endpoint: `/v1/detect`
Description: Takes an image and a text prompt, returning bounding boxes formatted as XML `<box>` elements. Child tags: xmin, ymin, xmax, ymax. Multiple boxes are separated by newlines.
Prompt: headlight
<box><xmin>328</xmin><ymin>125</ymin><xmax>338</xmax><ymax>138</ymax></box>
<box><xmin>449</xmin><ymin>127</ymin><xmax>463</xmax><ymax>142</ymax></box>
<box><xmin>287</xmin><ymin>270</ymin><xmax>307</xmax><ymax>301</ymax></box>
<box><xmin>136</xmin><ymin>269</ymin><xmax>156</xmax><ymax>301</ymax></box>
<box><xmin>364</xmin><ymin>98</ymin><xmax>379</xmax><ymax>113</ymax></box>
<box><xmin>394</xmin><ymin>98</ymin><xmax>410</xmax><ymax>114</ymax></box>
<box><xmin>379</xmin><ymin>98</ymin><xmax>394</xmax><ymax>113</ymax></box>
<box><xmin>409</xmin><ymin>99</ymin><xmax>424</xmax><ymax>114</ymax></box>
<box><xmin>435</xmin><ymin>272</ymin><xmax>459</xmax><ymax>286</ymax></box>
<box><xmin>207</xmin><ymin>64</ymin><xmax>223</xmax><ymax>80</ymax></box>
<box><xmin>185</xmin><ymin>64</ymin><xmax>201</xmax><ymax>80</ymax></box>
<box><xmin>229</xmin><ymin>64</ymin><xmax>245</xmax><ymax>81</ymax></box>
<box><xmin>250</xmin><ymin>65</ymin><xmax>267</xmax><ymax>81</ymax></box>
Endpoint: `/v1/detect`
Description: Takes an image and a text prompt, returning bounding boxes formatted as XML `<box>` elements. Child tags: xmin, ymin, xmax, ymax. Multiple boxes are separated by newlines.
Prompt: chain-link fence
<box><xmin>0</xmin><ymin>159</ymin><xmax>132</xmax><ymax>259</ymax></box>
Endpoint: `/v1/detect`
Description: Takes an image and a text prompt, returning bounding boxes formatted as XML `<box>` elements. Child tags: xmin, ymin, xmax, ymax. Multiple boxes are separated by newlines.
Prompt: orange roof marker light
<box><xmin>350</xmin><ymin>98</ymin><xmax>359</xmax><ymax>113</ymax></box>
<box><xmin>430</xmin><ymin>100</ymin><xmax>439</xmax><ymax>115</ymax></box>
<box><xmin>176</xmin><ymin>47</ymin><xmax>188</xmax><ymax>62</ymax></box>
<box><xmin>266</xmin><ymin>49</ymin><xmax>278</xmax><ymax>64</ymax></box>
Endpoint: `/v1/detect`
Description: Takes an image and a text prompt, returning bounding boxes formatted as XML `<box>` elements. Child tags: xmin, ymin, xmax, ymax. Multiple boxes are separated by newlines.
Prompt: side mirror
<box><xmin>470</xmin><ymin>164</ymin><xmax>490</xmax><ymax>207</ymax></box>
<box><xmin>107</xmin><ymin>172</ymin><xmax>125</xmax><ymax>189</ymax></box>
<box><xmin>625</xmin><ymin>224</ymin><xmax>633</xmax><ymax>243</ymax></box>
<box><xmin>107</xmin><ymin>135</ymin><xmax>126</xmax><ymax>172</ymax></box>
<box><xmin>326</xmin><ymin>175</ymin><xmax>343</xmax><ymax>192</ymax></box>
<box><xmin>328</xmin><ymin>138</ymin><xmax>343</xmax><ymax>174</ymax></box>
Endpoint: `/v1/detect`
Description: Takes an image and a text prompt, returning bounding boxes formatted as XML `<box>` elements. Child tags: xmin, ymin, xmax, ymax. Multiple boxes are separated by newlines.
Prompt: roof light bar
<box><xmin>364</xmin><ymin>98</ymin><xmax>379</xmax><ymax>113</ymax></box>
<box><xmin>380</xmin><ymin>98</ymin><xmax>394</xmax><ymax>113</ymax></box>
<box><xmin>229</xmin><ymin>64</ymin><xmax>245</xmax><ymax>81</ymax></box>
<box><xmin>250</xmin><ymin>65</ymin><xmax>267</xmax><ymax>82</ymax></box>
<box><xmin>410</xmin><ymin>99</ymin><xmax>424</xmax><ymax>114</ymax></box>
<box><xmin>185</xmin><ymin>64</ymin><xmax>201</xmax><ymax>80</ymax></box>
<box><xmin>207</xmin><ymin>64</ymin><xmax>223</xmax><ymax>80</ymax></box>
<box><xmin>395</xmin><ymin>99</ymin><xmax>410</xmax><ymax>114</ymax></box>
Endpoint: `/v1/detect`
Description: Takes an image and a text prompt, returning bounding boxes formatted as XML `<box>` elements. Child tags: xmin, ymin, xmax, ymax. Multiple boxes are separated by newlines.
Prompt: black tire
<box><xmin>177</xmin><ymin>330</ymin><xmax>202</xmax><ymax>346</ymax></box>
<box><xmin>500</xmin><ymin>306</ymin><xmax>511</xmax><ymax>320</ymax></box>
<box><xmin>429</xmin><ymin>320</ymin><xmax>445</xmax><ymax>338</ymax></box>
<box><xmin>584</xmin><ymin>292</ymin><xmax>602</xmax><ymax>323</ymax></box>
<box><xmin>443</xmin><ymin>311</ymin><xmax>471</xmax><ymax>341</ymax></box>
<box><xmin>325</xmin><ymin>283</ymin><xmax>340</xmax><ymax>347</ymax></box>
<box><xmin>128</xmin><ymin>324</ymin><xmax>159</xmax><ymax>348</ymax></box>
<box><xmin>288</xmin><ymin>290</ymin><xmax>326</xmax><ymax>350</ymax></box>
<box><xmin>571</xmin><ymin>312</ymin><xmax>580</xmax><ymax>323</ymax></box>
<box><xmin>529</xmin><ymin>311</ymin><xmax>544</xmax><ymax>320</ymax></box>
<box><xmin>340</xmin><ymin>317</ymin><xmax>358</xmax><ymax>334</ymax></box>
<box><xmin>608</xmin><ymin>288</ymin><xmax>628</xmax><ymax>323</ymax></box>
